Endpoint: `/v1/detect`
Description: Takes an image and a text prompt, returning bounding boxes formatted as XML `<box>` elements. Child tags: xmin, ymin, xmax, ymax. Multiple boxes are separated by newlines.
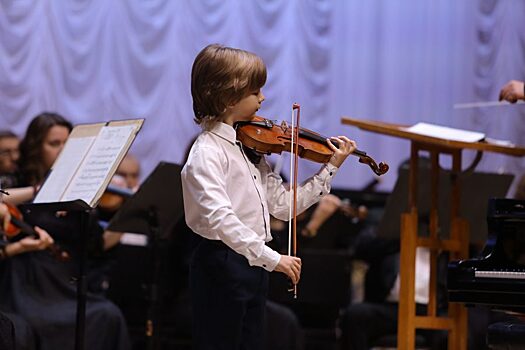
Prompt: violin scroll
<box><xmin>353</xmin><ymin>150</ymin><xmax>389</xmax><ymax>176</ymax></box>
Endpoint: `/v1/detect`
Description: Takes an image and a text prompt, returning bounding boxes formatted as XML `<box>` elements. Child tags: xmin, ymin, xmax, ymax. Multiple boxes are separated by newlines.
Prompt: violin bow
<box><xmin>287</xmin><ymin>103</ymin><xmax>301</xmax><ymax>298</ymax></box>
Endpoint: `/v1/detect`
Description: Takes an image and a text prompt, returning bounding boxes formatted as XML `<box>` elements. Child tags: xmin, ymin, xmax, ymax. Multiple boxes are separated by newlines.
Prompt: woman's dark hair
<box><xmin>18</xmin><ymin>112</ymin><xmax>73</xmax><ymax>186</ymax></box>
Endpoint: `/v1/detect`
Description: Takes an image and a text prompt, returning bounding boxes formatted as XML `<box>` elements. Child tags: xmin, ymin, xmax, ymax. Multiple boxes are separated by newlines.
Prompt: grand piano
<box><xmin>448</xmin><ymin>198</ymin><xmax>525</xmax><ymax>310</ymax></box>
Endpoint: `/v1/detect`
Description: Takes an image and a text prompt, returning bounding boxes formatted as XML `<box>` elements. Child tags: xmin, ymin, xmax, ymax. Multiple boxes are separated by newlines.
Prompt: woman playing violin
<box><xmin>0</xmin><ymin>112</ymin><xmax>131</xmax><ymax>350</ymax></box>
<box><xmin>0</xmin><ymin>203</ymin><xmax>54</xmax><ymax>260</ymax></box>
<box><xmin>182</xmin><ymin>44</ymin><xmax>356</xmax><ymax>350</ymax></box>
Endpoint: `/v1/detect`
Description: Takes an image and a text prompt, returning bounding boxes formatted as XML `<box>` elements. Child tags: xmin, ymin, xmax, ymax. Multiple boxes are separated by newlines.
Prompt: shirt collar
<box><xmin>209</xmin><ymin>122</ymin><xmax>237</xmax><ymax>145</ymax></box>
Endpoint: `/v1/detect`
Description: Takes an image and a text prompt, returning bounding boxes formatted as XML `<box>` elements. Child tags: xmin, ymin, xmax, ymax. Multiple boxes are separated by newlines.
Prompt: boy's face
<box><xmin>224</xmin><ymin>89</ymin><xmax>265</xmax><ymax>124</ymax></box>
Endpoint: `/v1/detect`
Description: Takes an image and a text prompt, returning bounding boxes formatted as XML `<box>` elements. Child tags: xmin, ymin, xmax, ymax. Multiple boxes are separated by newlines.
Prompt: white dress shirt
<box><xmin>386</xmin><ymin>246</ymin><xmax>430</xmax><ymax>304</ymax></box>
<box><xmin>181</xmin><ymin>122</ymin><xmax>338</xmax><ymax>272</ymax></box>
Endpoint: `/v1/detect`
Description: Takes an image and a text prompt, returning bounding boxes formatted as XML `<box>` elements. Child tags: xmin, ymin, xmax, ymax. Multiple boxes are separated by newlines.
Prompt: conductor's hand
<box><xmin>499</xmin><ymin>80</ymin><xmax>525</xmax><ymax>103</ymax></box>
<box><xmin>327</xmin><ymin>136</ymin><xmax>357</xmax><ymax>168</ymax></box>
<box><xmin>274</xmin><ymin>255</ymin><xmax>302</xmax><ymax>285</ymax></box>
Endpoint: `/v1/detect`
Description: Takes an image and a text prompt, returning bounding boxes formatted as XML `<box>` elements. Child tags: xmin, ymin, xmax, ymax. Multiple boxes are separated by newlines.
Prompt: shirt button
<box><xmin>329</xmin><ymin>172</ymin><xmax>333</xmax><ymax>176</ymax></box>
<box><xmin>254</xmin><ymin>175</ymin><xmax>257</xmax><ymax>179</ymax></box>
<box><xmin>263</xmin><ymin>264</ymin><xmax>267</xmax><ymax>268</ymax></box>
<box><xmin>320</xmin><ymin>192</ymin><xmax>323</xmax><ymax>196</ymax></box>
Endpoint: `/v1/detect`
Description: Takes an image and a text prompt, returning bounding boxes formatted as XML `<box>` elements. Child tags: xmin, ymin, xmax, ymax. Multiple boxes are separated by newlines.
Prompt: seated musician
<box><xmin>0</xmin><ymin>201</ymin><xmax>49</xmax><ymax>350</ymax></box>
<box><xmin>340</xmin><ymin>157</ymin><xmax>525</xmax><ymax>350</ymax></box>
<box><xmin>0</xmin><ymin>130</ymin><xmax>20</xmax><ymax>189</ymax></box>
<box><xmin>98</xmin><ymin>153</ymin><xmax>141</xmax><ymax>249</ymax></box>
<box><xmin>0</xmin><ymin>112</ymin><xmax>131</xmax><ymax>350</ymax></box>
<box><xmin>114</xmin><ymin>153</ymin><xmax>140</xmax><ymax>191</ymax></box>
<box><xmin>339</xmin><ymin>233</ymin><xmax>443</xmax><ymax>350</ymax></box>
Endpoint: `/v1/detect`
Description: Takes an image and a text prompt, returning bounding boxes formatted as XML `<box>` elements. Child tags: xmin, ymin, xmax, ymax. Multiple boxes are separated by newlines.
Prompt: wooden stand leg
<box><xmin>397</xmin><ymin>211</ymin><xmax>418</xmax><ymax>350</ymax></box>
<box><xmin>448</xmin><ymin>218</ymin><xmax>469</xmax><ymax>350</ymax></box>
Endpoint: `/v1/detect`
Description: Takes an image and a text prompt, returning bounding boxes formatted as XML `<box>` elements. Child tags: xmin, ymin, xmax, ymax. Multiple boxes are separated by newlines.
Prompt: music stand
<box><xmin>378</xmin><ymin>167</ymin><xmax>514</xmax><ymax>243</ymax></box>
<box><xmin>20</xmin><ymin>200</ymin><xmax>92</xmax><ymax>350</ymax></box>
<box><xmin>107</xmin><ymin>161</ymin><xmax>184</xmax><ymax>350</ymax></box>
<box><xmin>341</xmin><ymin>116</ymin><xmax>525</xmax><ymax>350</ymax></box>
<box><xmin>20</xmin><ymin>119</ymin><xmax>143</xmax><ymax>350</ymax></box>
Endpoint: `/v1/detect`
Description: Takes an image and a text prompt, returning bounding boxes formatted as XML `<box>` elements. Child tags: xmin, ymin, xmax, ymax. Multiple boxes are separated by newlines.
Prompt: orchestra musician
<box><xmin>114</xmin><ymin>153</ymin><xmax>141</xmax><ymax>191</ymax></box>
<box><xmin>0</xmin><ymin>112</ymin><xmax>131</xmax><ymax>350</ymax></box>
<box><xmin>0</xmin><ymin>130</ymin><xmax>20</xmax><ymax>189</ymax></box>
<box><xmin>0</xmin><ymin>201</ymin><xmax>52</xmax><ymax>350</ymax></box>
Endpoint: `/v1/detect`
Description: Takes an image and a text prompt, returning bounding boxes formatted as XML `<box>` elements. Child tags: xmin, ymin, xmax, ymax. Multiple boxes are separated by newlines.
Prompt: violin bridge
<box><xmin>280</xmin><ymin>120</ymin><xmax>288</xmax><ymax>133</ymax></box>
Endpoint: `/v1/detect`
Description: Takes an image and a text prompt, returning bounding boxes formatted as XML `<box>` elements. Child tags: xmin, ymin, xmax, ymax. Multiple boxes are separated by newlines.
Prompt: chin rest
<box><xmin>487</xmin><ymin>322</ymin><xmax>525</xmax><ymax>349</ymax></box>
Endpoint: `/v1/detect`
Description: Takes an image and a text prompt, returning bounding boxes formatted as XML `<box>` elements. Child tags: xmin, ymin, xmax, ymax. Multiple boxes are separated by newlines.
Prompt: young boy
<box><xmin>181</xmin><ymin>44</ymin><xmax>356</xmax><ymax>349</ymax></box>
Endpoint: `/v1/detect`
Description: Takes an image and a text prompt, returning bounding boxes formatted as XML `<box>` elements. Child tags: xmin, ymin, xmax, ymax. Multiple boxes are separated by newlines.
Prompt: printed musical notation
<box><xmin>34</xmin><ymin>120</ymin><xmax>143</xmax><ymax>207</ymax></box>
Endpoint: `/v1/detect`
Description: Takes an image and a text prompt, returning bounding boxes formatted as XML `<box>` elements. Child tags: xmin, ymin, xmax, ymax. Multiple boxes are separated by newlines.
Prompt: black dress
<box><xmin>0</xmin><ymin>209</ymin><xmax>131</xmax><ymax>350</ymax></box>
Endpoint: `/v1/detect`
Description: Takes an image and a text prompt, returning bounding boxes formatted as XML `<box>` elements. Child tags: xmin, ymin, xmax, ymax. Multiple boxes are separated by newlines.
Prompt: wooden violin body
<box><xmin>3</xmin><ymin>203</ymin><xmax>70</xmax><ymax>261</ymax></box>
<box><xmin>236</xmin><ymin>116</ymin><xmax>334</xmax><ymax>163</ymax></box>
<box><xmin>236</xmin><ymin>116</ymin><xmax>389</xmax><ymax>176</ymax></box>
<box><xmin>98</xmin><ymin>185</ymin><xmax>134</xmax><ymax>213</ymax></box>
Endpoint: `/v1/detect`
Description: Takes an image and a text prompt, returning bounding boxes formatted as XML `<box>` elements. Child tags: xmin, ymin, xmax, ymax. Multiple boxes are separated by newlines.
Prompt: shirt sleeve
<box><xmin>181</xmin><ymin>146</ymin><xmax>281</xmax><ymax>271</ymax></box>
<box><xmin>263</xmin><ymin>161</ymin><xmax>339</xmax><ymax>221</ymax></box>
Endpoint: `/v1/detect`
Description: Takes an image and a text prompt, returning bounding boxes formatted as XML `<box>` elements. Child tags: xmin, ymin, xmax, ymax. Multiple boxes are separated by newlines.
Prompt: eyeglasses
<box><xmin>0</xmin><ymin>149</ymin><xmax>20</xmax><ymax>158</ymax></box>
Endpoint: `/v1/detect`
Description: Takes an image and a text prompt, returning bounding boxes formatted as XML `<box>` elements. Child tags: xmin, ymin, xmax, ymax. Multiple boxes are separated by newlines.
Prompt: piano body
<box><xmin>448</xmin><ymin>198</ymin><xmax>525</xmax><ymax>310</ymax></box>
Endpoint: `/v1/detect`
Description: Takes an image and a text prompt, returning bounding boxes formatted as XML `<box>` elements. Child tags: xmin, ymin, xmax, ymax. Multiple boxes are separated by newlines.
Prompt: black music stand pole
<box><xmin>146</xmin><ymin>206</ymin><xmax>160</xmax><ymax>350</ymax></box>
<box><xmin>74</xmin><ymin>209</ymin><xmax>90</xmax><ymax>350</ymax></box>
<box><xmin>21</xmin><ymin>200</ymin><xmax>93</xmax><ymax>350</ymax></box>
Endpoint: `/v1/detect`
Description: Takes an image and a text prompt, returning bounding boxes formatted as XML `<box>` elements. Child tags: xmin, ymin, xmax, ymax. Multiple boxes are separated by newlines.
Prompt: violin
<box><xmin>2</xmin><ymin>203</ymin><xmax>70</xmax><ymax>261</ymax></box>
<box><xmin>98</xmin><ymin>185</ymin><xmax>134</xmax><ymax>213</ymax></box>
<box><xmin>235</xmin><ymin>116</ymin><xmax>389</xmax><ymax>176</ymax></box>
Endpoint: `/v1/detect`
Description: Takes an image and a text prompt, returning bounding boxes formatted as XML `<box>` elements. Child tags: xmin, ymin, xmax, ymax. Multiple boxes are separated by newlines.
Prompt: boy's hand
<box><xmin>274</xmin><ymin>255</ymin><xmax>302</xmax><ymax>284</ymax></box>
<box><xmin>326</xmin><ymin>136</ymin><xmax>357</xmax><ymax>168</ymax></box>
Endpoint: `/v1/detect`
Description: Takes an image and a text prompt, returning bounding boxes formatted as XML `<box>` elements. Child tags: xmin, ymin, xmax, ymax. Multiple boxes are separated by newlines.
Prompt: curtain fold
<box><xmin>0</xmin><ymin>0</ymin><xmax>524</xmax><ymax>191</ymax></box>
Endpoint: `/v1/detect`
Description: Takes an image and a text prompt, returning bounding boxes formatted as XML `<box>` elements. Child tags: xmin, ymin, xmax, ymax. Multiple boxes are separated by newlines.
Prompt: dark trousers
<box><xmin>190</xmin><ymin>239</ymin><xmax>269</xmax><ymax>350</ymax></box>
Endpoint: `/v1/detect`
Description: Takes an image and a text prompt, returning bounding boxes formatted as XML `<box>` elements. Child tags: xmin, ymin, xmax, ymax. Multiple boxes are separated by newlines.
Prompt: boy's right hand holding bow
<box><xmin>275</xmin><ymin>255</ymin><xmax>302</xmax><ymax>284</ymax></box>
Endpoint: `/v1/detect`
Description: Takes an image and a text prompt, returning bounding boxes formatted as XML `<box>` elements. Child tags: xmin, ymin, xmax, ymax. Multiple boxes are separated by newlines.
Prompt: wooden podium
<box><xmin>341</xmin><ymin>117</ymin><xmax>525</xmax><ymax>350</ymax></box>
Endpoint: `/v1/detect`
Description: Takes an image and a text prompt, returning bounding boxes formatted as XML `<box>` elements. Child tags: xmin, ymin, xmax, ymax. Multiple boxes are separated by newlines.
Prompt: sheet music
<box><xmin>406</xmin><ymin>122</ymin><xmax>485</xmax><ymax>143</ymax></box>
<box><xmin>34</xmin><ymin>137</ymin><xmax>96</xmax><ymax>203</ymax></box>
<box><xmin>61</xmin><ymin>125</ymin><xmax>136</xmax><ymax>203</ymax></box>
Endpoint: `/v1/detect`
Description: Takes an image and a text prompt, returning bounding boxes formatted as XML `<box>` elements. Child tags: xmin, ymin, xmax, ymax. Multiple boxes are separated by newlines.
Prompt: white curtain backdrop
<box><xmin>1</xmin><ymin>0</ymin><xmax>524</xmax><ymax>192</ymax></box>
